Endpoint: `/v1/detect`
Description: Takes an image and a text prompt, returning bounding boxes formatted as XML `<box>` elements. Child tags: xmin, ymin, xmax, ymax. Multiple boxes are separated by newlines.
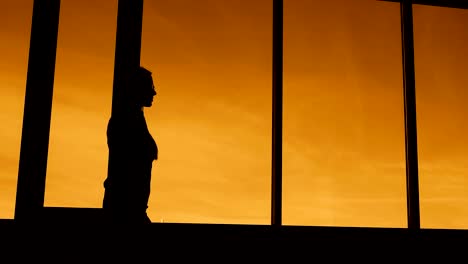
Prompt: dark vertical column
<box><xmin>105</xmin><ymin>0</ymin><xmax>144</xmax><ymax>212</ymax></box>
<box><xmin>400</xmin><ymin>0</ymin><xmax>421</xmax><ymax>229</ymax></box>
<box><xmin>15</xmin><ymin>0</ymin><xmax>61</xmax><ymax>222</ymax></box>
<box><xmin>271</xmin><ymin>0</ymin><xmax>283</xmax><ymax>226</ymax></box>
<box><xmin>111</xmin><ymin>0</ymin><xmax>144</xmax><ymax>114</ymax></box>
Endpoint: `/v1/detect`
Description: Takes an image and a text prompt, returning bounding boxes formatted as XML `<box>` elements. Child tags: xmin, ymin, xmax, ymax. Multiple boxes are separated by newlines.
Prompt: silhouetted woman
<box><xmin>102</xmin><ymin>66</ymin><xmax>158</xmax><ymax>224</ymax></box>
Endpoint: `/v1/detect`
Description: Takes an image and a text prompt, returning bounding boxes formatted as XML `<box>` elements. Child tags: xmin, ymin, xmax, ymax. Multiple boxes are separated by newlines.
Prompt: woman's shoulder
<box><xmin>109</xmin><ymin>111</ymin><xmax>143</xmax><ymax>125</ymax></box>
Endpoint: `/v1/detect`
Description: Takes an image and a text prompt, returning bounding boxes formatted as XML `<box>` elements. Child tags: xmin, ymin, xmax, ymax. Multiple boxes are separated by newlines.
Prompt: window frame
<box><xmin>13</xmin><ymin>0</ymin><xmax>468</xmax><ymax>228</ymax></box>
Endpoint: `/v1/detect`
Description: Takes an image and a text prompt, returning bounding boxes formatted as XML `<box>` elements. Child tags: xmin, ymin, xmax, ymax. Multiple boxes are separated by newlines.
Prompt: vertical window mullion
<box><xmin>15</xmin><ymin>0</ymin><xmax>61</xmax><ymax>222</ymax></box>
<box><xmin>400</xmin><ymin>0</ymin><xmax>421</xmax><ymax>229</ymax></box>
<box><xmin>272</xmin><ymin>0</ymin><xmax>283</xmax><ymax>226</ymax></box>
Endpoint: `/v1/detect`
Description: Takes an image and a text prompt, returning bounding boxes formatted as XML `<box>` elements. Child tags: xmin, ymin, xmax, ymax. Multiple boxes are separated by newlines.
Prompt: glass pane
<box><xmin>0</xmin><ymin>0</ymin><xmax>33</xmax><ymax>219</ymax></box>
<box><xmin>141</xmin><ymin>0</ymin><xmax>272</xmax><ymax>224</ymax></box>
<box><xmin>283</xmin><ymin>0</ymin><xmax>406</xmax><ymax>227</ymax></box>
<box><xmin>414</xmin><ymin>5</ymin><xmax>468</xmax><ymax>229</ymax></box>
<box><xmin>44</xmin><ymin>1</ymin><xmax>117</xmax><ymax>208</ymax></box>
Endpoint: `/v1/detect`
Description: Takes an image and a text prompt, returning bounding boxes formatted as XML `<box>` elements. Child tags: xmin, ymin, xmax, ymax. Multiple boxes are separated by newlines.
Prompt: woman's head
<box><xmin>126</xmin><ymin>66</ymin><xmax>157</xmax><ymax>108</ymax></box>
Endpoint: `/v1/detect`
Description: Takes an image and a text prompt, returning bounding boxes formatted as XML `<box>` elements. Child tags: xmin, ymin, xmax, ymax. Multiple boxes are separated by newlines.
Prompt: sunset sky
<box><xmin>1</xmin><ymin>0</ymin><xmax>467</xmax><ymax>229</ymax></box>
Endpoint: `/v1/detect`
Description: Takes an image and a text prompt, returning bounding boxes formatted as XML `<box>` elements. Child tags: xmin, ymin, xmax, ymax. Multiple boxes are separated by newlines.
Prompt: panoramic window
<box><xmin>44</xmin><ymin>1</ymin><xmax>118</xmax><ymax>209</ymax></box>
<box><xmin>0</xmin><ymin>0</ymin><xmax>33</xmax><ymax>219</ymax></box>
<box><xmin>414</xmin><ymin>4</ymin><xmax>468</xmax><ymax>229</ymax></box>
<box><xmin>141</xmin><ymin>0</ymin><xmax>272</xmax><ymax>224</ymax></box>
<box><xmin>283</xmin><ymin>0</ymin><xmax>407</xmax><ymax>227</ymax></box>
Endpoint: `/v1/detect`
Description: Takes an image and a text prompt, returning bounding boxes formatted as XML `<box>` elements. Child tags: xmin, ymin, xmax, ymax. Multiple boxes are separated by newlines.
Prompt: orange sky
<box><xmin>1</xmin><ymin>0</ymin><xmax>467</xmax><ymax>228</ymax></box>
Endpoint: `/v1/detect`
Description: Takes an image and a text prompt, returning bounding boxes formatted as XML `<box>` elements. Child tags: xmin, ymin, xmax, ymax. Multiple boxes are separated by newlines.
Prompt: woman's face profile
<box><xmin>140</xmin><ymin>75</ymin><xmax>157</xmax><ymax>108</ymax></box>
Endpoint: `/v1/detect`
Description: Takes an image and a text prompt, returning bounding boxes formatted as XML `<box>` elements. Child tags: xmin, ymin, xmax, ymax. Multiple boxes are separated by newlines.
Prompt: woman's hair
<box><xmin>122</xmin><ymin>66</ymin><xmax>153</xmax><ymax>104</ymax></box>
<box><xmin>131</xmin><ymin>66</ymin><xmax>152</xmax><ymax>89</ymax></box>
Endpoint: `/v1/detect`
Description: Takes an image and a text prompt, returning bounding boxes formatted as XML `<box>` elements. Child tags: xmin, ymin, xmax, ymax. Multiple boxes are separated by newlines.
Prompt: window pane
<box><xmin>44</xmin><ymin>1</ymin><xmax>117</xmax><ymax>208</ymax></box>
<box><xmin>414</xmin><ymin>5</ymin><xmax>468</xmax><ymax>229</ymax></box>
<box><xmin>0</xmin><ymin>0</ymin><xmax>33</xmax><ymax>219</ymax></box>
<box><xmin>141</xmin><ymin>0</ymin><xmax>272</xmax><ymax>224</ymax></box>
<box><xmin>283</xmin><ymin>0</ymin><xmax>406</xmax><ymax>227</ymax></box>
